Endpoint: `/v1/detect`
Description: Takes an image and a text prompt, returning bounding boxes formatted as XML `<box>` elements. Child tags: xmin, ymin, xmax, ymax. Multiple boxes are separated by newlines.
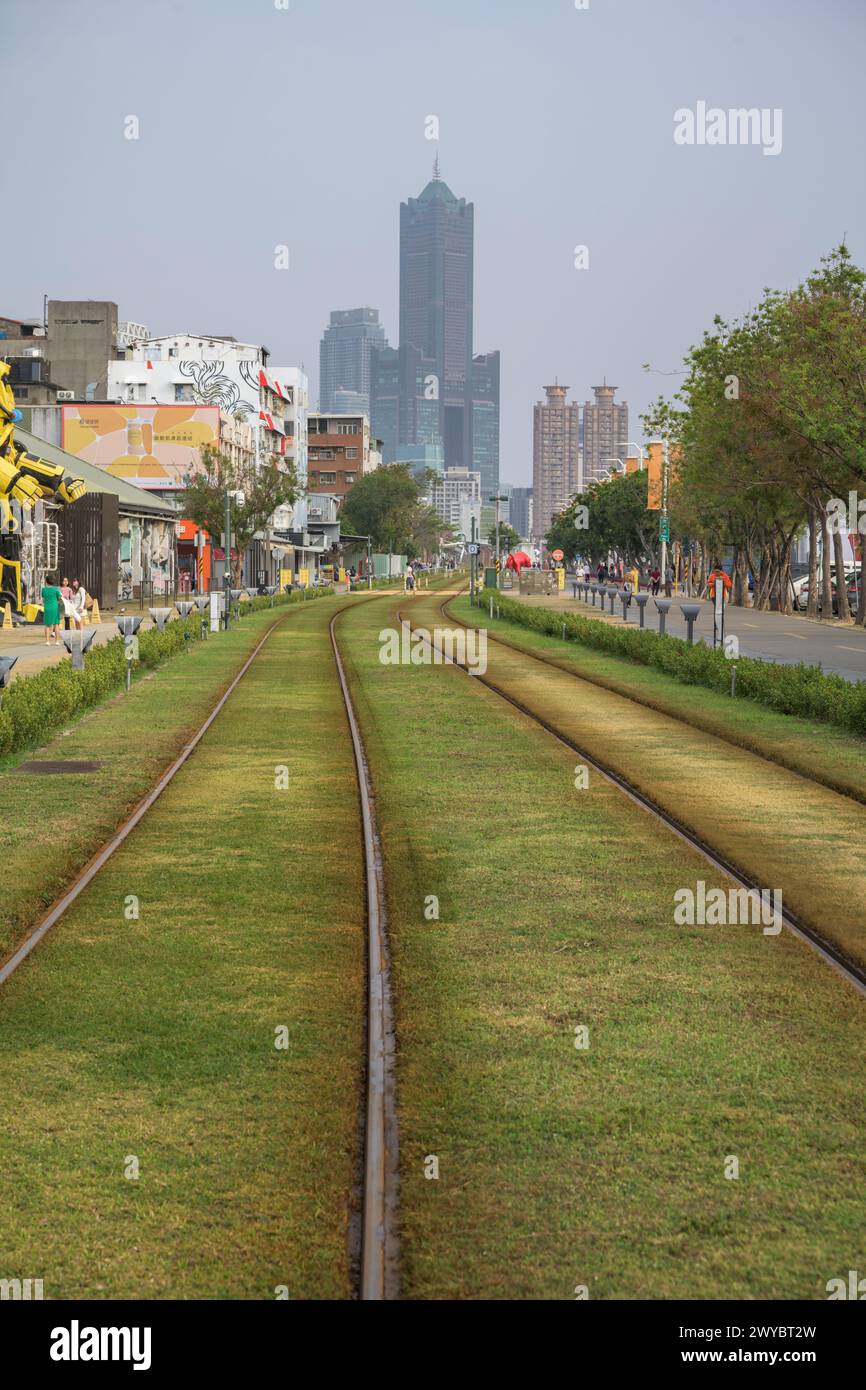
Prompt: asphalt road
<box><xmin>555</xmin><ymin>581</ymin><xmax>866</xmax><ymax>683</ymax></box>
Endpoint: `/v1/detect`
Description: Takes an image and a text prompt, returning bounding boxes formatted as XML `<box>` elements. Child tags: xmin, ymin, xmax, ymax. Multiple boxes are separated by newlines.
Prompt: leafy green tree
<box><xmin>547</xmin><ymin>471</ymin><xmax>655</xmax><ymax>567</ymax></box>
<box><xmin>488</xmin><ymin>521</ymin><xmax>520</xmax><ymax>552</ymax></box>
<box><xmin>180</xmin><ymin>444</ymin><xmax>299</xmax><ymax>586</ymax></box>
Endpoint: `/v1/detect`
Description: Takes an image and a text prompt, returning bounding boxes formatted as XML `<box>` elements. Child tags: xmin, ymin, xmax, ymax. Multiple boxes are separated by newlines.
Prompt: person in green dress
<box><xmin>41</xmin><ymin>573</ymin><xmax>62</xmax><ymax>645</ymax></box>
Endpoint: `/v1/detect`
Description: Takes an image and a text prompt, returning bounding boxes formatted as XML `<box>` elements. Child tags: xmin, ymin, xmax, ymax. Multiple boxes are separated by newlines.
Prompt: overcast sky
<box><xmin>6</xmin><ymin>0</ymin><xmax>865</xmax><ymax>485</ymax></box>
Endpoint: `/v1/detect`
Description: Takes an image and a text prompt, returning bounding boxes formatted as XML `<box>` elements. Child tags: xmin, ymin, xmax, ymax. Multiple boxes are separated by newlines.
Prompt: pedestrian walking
<box><xmin>649</xmin><ymin>565</ymin><xmax>661</xmax><ymax>596</ymax></box>
<box><xmin>59</xmin><ymin>576</ymin><xmax>73</xmax><ymax>630</ymax></box>
<box><xmin>41</xmin><ymin>573</ymin><xmax>63</xmax><ymax>645</ymax></box>
<box><xmin>71</xmin><ymin>578</ymin><xmax>88</xmax><ymax>631</ymax></box>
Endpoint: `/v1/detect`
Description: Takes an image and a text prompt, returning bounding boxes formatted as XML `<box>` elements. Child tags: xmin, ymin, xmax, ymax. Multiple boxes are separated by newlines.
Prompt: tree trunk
<box><xmin>820</xmin><ymin>506</ymin><xmax>834</xmax><ymax>619</ymax></box>
<box><xmin>806</xmin><ymin>505</ymin><xmax>819</xmax><ymax>618</ymax></box>
<box><xmin>859</xmin><ymin>544</ymin><xmax>866</xmax><ymax>628</ymax></box>
<box><xmin>833</xmin><ymin>526</ymin><xmax>851</xmax><ymax>620</ymax></box>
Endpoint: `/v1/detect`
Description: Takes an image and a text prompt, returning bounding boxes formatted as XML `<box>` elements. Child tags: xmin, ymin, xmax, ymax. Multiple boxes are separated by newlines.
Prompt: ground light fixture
<box><xmin>230</xmin><ymin>589</ymin><xmax>245</xmax><ymax>621</ymax></box>
<box><xmin>264</xmin><ymin>584</ymin><xmax>278</xmax><ymax>608</ymax></box>
<box><xmin>589</xmin><ymin>583</ymin><xmax>598</xmax><ymax>606</ymax></box>
<box><xmin>148</xmin><ymin>607</ymin><xmax>173</xmax><ymax>632</ymax></box>
<box><xmin>654</xmin><ymin>597</ymin><xmax>673</xmax><ymax>635</ymax></box>
<box><xmin>633</xmin><ymin>593</ymin><xmax>650</xmax><ymax>628</ymax></box>
<box><xmin>619</xmin><ymin>591</ymin><xmax>632</xmax><ymax>621</ymax></box>
<box><xmin>607</xmin><ymin>587</ymin><xmax>617</xmax><ymax>615</ymax></box>
<box><xmin>680</xmin><ymin>602</ymin><xmax>702</xmax><ymax>644</ymax></box>
<box><xmin>175</xmin><ymin>602</ymin><xmax>196</xmax><ymax>652</ymax></box>
<box><xmin>61</xmin><ymin>628</ymin><xmax>97</xmax><ymax>671</ymax></box>
<box><xmin>192</xmin><ymin>594</ymin><xmax>211</xmax><ymax>641</ymax></box>
<box><xmin>116</xmin><ymin>615</ymin><xmax>143</xmax><ymax>691</ymax></box>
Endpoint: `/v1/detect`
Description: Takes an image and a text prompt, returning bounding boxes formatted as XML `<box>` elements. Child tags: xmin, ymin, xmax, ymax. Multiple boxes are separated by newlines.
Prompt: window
<box><xmin>168</xmin><ymin>347</ymin><xmax>178</xmax><ymax>357</ymax></box>
<box><xmin>345</xmin><ymin>447</ymin><xmax>358</xmax><ymax>459</ymax></box>
<box><xmin>335</xmin><ymin>422</ymin><xmax>356</xmax><ymax>434</ymax></box>
<box><xmin>175</xmin><ymin>384</ymin><xmax>194</xmax><ymax>402</ymax></box>
<box><xmin>344</xmin><ymin>472</ymin><xmax>356</xmax><ymax>484</ymax></box>
<box><xmin>319</xmin><ymin>471</ymin><xmax>337</xmax><ymax>485</ymax></box>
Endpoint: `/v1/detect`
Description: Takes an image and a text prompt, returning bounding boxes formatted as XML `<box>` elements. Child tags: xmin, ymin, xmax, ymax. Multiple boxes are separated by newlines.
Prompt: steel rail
<box><xmin>329</xmin><ymin>609</ymin><xmax>398</xmax><ymax>1301</ymax></box>
<box><xmin>0</xmin><ymin>614</ymin><xmax>286</xmax><ymax>986</ymax></box>
<box><xmin>398</xmin><ymin>596</ymin><xmax>866</xmax><ymax>1002</ymax></box>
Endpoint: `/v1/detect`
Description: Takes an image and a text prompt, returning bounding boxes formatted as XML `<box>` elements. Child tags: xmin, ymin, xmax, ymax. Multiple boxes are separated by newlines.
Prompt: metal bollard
<box><xmin>633</xmin><ymin>593</ymin><xmax>650</xmax><ymax>628</ymax></box>
<box><xmin>654</xmin><ymin>598</ymin><xmax>673</xmax><ymax>635</ymax></box>
<box><xmin>679</xmin><ymin>602</ymin><xmax>702</xmax><ymax>645</ymax></box>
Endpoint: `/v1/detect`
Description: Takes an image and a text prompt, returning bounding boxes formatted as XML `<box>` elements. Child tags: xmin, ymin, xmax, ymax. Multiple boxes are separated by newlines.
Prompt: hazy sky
<box><xmin>6</xmin><ymin>0</ymin><xmax>865</xmax><ymax>485</ymax></box>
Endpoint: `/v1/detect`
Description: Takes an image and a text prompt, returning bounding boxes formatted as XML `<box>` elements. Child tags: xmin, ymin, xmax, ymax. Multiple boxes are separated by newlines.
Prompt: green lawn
<box><xmin>0</xmin><ymin>597</ymin><xmax>365</xmax><ymax>1298</ymax></box>
<box><xmin>336</xmin><ymin>589</ymin><xmax>866</xmax><ymax>1299</ymax></box>
<box><xmin>448</xmin><ymin>593</ymin><xmax>866</xmax><ymax>805</ymax></box>
<box><xmin>0</xmin><ymin>603</ymin><xmax>327</xmax><ymax>962</ymax></box>
<box><xmin>443</xmin><ymin>592</ymin><xmax>866</xmax><ymax>973</ymax></box>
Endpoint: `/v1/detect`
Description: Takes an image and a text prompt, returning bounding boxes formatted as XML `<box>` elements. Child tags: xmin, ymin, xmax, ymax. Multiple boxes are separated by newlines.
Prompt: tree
<box><xmin>339</xmin><ymin>462</ymin><xmax>452</xmax><ymax>559</ymax></box>
<box><xmin>179</xmin><ymin>444</ymin><xmax>299</xmax><ymax>586</ymax></box>
<box><xmin>547</xmin><ymin>471</ymin><xmax>656</xmax><ymax>568</ymax></box>
<box><xmin>488</xmin><ymin>521</ymin><xmax>520</xmax><ymax>552</ymax></box>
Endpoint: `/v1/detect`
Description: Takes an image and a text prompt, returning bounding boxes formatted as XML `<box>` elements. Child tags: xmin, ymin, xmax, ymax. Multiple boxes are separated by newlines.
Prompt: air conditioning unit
<box><xmin>56</xmin><ymin>390</ymin><xmax>75</xmax><ymax>401</ymax></box>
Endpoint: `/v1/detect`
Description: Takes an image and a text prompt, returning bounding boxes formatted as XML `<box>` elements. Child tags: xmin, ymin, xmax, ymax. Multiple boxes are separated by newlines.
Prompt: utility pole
<box><xmin>661</xmin><ymin>437</ymin><xmax>670</xmax><ymax>595</ymax></box>
<box><xmin>223</xmin><ymin>488</ymin><xmax>232</xmax><ymax>630</ymax></box>
<box><xmin>469</xmin><ymin>513</ymin><xmax>477</xmax><ymax>604</ymax></box>
<box><xmin>490</xmin><ymin>493</ymin><xmax>509</xmax><ymax>590</ymax></box>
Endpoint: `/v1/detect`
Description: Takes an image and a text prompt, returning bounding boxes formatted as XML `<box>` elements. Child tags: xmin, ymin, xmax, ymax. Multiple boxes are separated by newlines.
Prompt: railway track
<box><xmin>329</xmin><ymin>610</ymin><xmax>399</xmax><ymax>1301</ymax></box>
<box><xmin>0</xmin><ymin>616</ymin><xmax>284</xmax><ymax>986</ymax></box>
<box><xmin>0</xmin><ymin>593</ymin><xmax>401</xmax><ymax>1302</ymax></box>
<box><xmin>398</xmin><ymin>591</ymin><xmax>866</xmax><ymax>1002</ymax></box>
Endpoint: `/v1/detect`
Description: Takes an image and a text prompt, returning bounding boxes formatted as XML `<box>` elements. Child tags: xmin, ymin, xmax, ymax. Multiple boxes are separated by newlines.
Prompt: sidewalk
<box><xmin>506</xmin><ymin>582</ymin><xmax>866</xmax><ymax>683</ymax></box>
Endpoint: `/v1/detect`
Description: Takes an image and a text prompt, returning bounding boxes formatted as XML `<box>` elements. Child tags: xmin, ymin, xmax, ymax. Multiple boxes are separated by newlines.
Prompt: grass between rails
<box><xmin>451</xmin><ymin>593</ymin><xmax>866</xmax><ymax>805</ymax></box>
<box><xmin>0</xmin><ymin>601</ymin><xmax>336</xmax><ymax>963</ymax></box>
<box><xmin>337</xmin><ymin>589</ymin><xmax>866</xmax><ymax>1300</ymax></box>
<box><xmin>446</xmin><ymin>593</ymin><xmax>866</xmax><ymax>974</ymax></box>
<box><xmin>0</xmin><ymin>598</ymin><xmax>365</xmax><ymax>1298</ymax></box>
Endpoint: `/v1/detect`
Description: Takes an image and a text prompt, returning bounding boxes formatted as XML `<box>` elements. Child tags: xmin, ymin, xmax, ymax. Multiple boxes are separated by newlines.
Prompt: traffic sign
<box><xmin>467</xmin><ymin>543</ymin><xmax>480</xmax><ymax>555</ymax></box>
<box><xmin>659</xmin><ymin>516</ymin><xmax>670</xmax><ymax>543</ymax></box>
<box><xmin>552</xmin><ymin>549</ymin><xmax>564</xmax><ymax>561</ymax></box>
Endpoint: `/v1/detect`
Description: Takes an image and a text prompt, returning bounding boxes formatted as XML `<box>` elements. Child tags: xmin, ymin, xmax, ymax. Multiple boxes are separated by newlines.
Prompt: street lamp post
<box><xmin>489</xmin><ymin>493</ymin><xmax>509</xmax><ymax>589</ymax></box>
<box><xmin>223</xmin><ymin>488</ymin><xmax>232</xmax><ymax>631</ymax></box>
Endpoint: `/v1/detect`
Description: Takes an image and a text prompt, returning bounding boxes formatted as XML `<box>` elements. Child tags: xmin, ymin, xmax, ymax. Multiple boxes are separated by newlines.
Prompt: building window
<box><xmin>345</xmin><ymin>447</ymin><xmax>358</xmax><ymax>459</ymax></box>
<box><xmin>168</xmin><ymin>347</ymin><xmax>178</xmax><ymax>357</ymax></box>
<box><xmin>175</xmin><ymin>384</ymin><xmax>194</xmax><ymax>402</ymax></box>
<box><xmin>319</xmin><ymin>471</ymin><xmax>337</xmax><ymax>485</ymax></box>
<box><xmin>344</xmin><ymin>473</ymin><xmax>356</xmax><ymax>484</ymax></box>
<box><xmin>335</xmin><ymin>422</ymin><xmax>356</xmax><ymax>434</ymax></box>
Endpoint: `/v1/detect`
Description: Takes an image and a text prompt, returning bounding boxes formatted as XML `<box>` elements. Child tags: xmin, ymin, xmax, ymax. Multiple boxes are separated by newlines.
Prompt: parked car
<box><xmin>796</xmin><ymin>569</ymin><xmax>861</xmax><ymax>614</ymax></box>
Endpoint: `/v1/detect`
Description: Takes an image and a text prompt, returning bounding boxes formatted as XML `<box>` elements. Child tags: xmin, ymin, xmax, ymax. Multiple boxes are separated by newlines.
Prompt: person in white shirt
<box><xmin>71</xmin><ymin>578</ymin><xmax>88</xmax><ymax>630</ymax></box>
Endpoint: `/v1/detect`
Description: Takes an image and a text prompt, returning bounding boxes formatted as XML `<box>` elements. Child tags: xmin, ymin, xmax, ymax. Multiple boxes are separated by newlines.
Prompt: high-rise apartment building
<box><xmin>471</xmin><ymin>350</ymin><xmax>500</xmax><ymax>503</ymax></box>
<box><xmin>430</xmin><ymin>465</ymin><xmax>481</xmax><ymax>539</ymax></box>
<box><xmin>319</xmin><ymin>308</ymin><xmax>387</xmax><ymax>417</ymax></box>
<box><xmin>508</xmin><ymin>485</ymin><xmax>533</xmax><ymax>541</ymax></box>
<box><xmin>582</xmin><ymin>382</ymin><xmax>629</xmax><ymax>486</ymax></box>
<box><xmin>532</xmin><ymin>384</ymin><xmax>581</xmax><ymax>540</ymax></box>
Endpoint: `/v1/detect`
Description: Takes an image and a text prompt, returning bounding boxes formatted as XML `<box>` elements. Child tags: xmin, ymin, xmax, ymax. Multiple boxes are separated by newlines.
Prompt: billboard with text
<box><xmin>61</xmin><ymin>404</ymin><xmax>220</xmax><ymax>490</ymax></box>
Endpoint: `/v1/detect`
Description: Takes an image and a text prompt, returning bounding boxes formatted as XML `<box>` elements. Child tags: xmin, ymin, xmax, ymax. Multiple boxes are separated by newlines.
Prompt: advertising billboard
<box><xmin>61</xmin><ymin>404</ymin><xmax>220</xmax><ymax>490</ymax></box>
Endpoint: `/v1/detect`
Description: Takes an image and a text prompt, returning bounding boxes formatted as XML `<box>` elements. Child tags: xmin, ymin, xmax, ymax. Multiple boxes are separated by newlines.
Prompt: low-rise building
<box><xmin>307</xmin><ymin>412</ymin><xmax>371</xmax><ymax>498</ymax></box>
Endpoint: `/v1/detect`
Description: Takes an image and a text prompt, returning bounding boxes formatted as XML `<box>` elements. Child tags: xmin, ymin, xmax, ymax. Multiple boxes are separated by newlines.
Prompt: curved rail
<box><xmin>399</xmin><ymin>594</ymin><xmax>866</xmax><ymax>1002</ymax></box>
<box><xmin>0</xmin><ymin>615</ymin><xmax>285</xmax><ymax>986</ymax></box>
<box><xmin>329</xmin><ymin>609</ymin><xmax>399</xmax><ymax>1301</ymax></box>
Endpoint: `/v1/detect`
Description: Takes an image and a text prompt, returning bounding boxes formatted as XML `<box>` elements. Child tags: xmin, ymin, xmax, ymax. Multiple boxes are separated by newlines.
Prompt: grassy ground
<box><xmin>0</xmin><ymin>604</ymin><xmax>325</xmax><ymax>962</ymax></box>
<box><xmin>449</xmin><ymin>594</ymin><xmax>866</xmax><ymax>805</ymax></box>
<box><xmin>0</xmin><ymin>597</ymin><xmax>365</xmax><ymax>1298</ymax></box>
<box><xmin>443</xmin><ymin>593</ymin><xmax>866</xmax><ymax>973</ymax></box>
<box><xmin>337</xmin><ymin>588</ymin><xmax>866</xmax><ymax>1300</ymax></box>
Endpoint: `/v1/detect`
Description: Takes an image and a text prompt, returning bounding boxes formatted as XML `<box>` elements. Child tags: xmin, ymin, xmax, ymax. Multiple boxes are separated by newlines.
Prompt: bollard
<box><xmin>562</xmin><ymin>622</ymin><xmax>567</xmax><ymax>639</ymax></box>
<box><xmin>148</xmin><ymin>607</ymin><xmax>173</xmax><ymax>633</ymax></box>
<box><xmin>654</xmin><ymin>598</ymin><xmax>673</xmax><ymax>635</ymax></box>
<box><xmin>619</xmin><ymin>593</ymin><xmax>631</xmax><ymax>621</ymax></box>
<box><xmin>633</xmin><ymin>593</ymin><xmax>650</xmax><ymax>628</ymax></box>
<box><xmin>589</xmin><ymin>584</ymin><xmax>597</xmax><ymax>607</ymax></box>
<box><xmin>608</xmin><ymin>587</ymin><xmax>617</xmax><ymax>615</ymax></box>
<box><xmin>572</xmin><ymin>583</ymin><xmax>578</xmax><ymax>599</ymax></box>
<box><xmin>731</xmin><ymin>663</ymin><xmax>738</xmax><ymax>697</ymax></box>
<box><xmin>679</xmin><ymin>602</ymin><xmax>702</xmax><ymax>645</ymax></box>
<box><xmin>489</xmin><ymin>597</ymin><xmax>494</xmax><ymax>619</ymax></box>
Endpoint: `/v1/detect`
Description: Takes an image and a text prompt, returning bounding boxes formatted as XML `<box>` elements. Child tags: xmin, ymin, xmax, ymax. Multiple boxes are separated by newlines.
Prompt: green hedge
<box><xmin>0</xmin><ymin>587</ymin><xmax>333</xmax><ymax>759</ymax></box>
<box><xmin>477</xmin><ymin>588</ymin><xmax>866</xmax><ymax>737</ymax></box>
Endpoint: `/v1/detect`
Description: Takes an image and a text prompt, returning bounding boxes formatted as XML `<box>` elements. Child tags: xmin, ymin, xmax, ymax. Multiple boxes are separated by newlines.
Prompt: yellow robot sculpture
<box><xmin>0</xmin><ymin>359</ymin><xmax>86</xmax><ymax>618</ymax></box>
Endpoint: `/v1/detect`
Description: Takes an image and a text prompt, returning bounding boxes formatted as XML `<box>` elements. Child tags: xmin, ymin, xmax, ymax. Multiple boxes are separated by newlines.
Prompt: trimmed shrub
<box><xmin>0</xmin><ymin>587</ymin><xmax>333</xmax><ymax>760</ymax></box>
<box><xmin>477</xmin><ymin>589</ymin><xmax>866</xmax><ymax>738</ymax></box>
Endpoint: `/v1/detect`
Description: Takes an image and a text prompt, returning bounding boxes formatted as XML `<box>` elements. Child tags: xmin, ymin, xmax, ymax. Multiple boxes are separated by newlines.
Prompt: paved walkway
<box><xmin>506</xmin><ymin>581</ymin><xmax>866</xmax><ymax>683</ymax></box>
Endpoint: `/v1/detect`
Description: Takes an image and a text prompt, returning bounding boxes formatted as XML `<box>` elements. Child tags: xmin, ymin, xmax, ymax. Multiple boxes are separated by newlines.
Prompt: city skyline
<box><xmin>5</xmin><ymin>1</ymin><xmax>863</xmax><ymax>489</ymax></box>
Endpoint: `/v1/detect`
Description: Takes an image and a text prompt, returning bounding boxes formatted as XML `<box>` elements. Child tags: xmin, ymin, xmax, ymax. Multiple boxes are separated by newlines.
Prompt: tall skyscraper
<box><xmin>532</xmin><ymin>383</ymin><xmax>581</xmax><ymax>541</ymax></box>
<box><xmin>582</xmin><ymin>382</ymin><xmax>629</xmax><ymax>486</ymax></box>
<box><xmin>471</xmin><ymin>351</ymin><xmax>500</xmax><ymax>502</ymax></box>
<box><xmin>508</xmin><ymin>485</ymin><xmax>533</xmax><ymax>541</ymax></box>
<box><xmin>319</xmin><ymin>308</ymin><xmax>387</xmax><ymax>416</ymax></box>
